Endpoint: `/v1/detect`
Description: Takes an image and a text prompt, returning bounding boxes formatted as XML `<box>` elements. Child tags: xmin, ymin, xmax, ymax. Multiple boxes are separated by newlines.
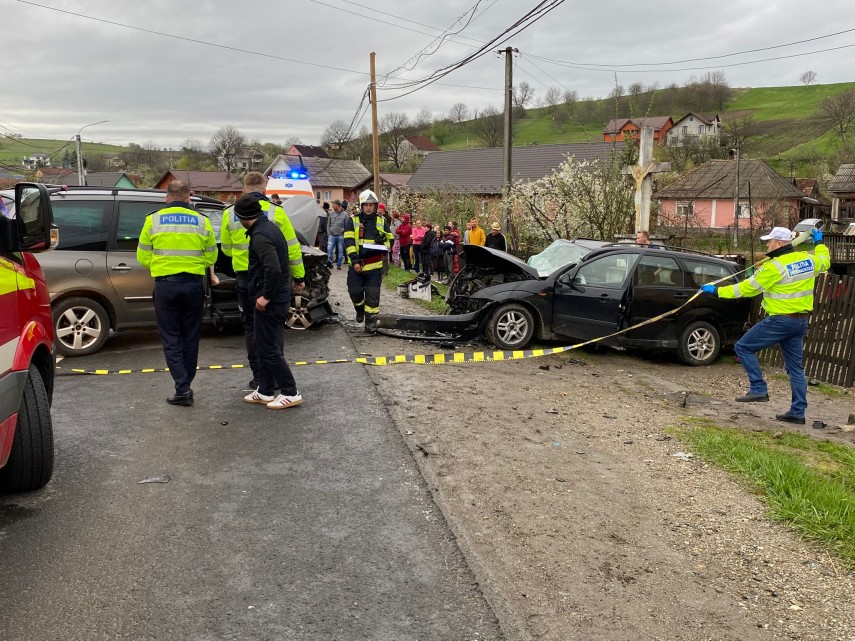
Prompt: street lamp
<box><xmin>75</xmin><ymin>120</ymin><xmax>109</xmax><ymax>186</ymax></box>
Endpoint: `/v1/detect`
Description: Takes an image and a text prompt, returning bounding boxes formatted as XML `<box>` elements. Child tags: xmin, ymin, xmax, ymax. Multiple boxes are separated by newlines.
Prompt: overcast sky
<box><xmin>2</xmin><ymin>0</ymin><xmax>853</xmax><ymax>150</ymax></box>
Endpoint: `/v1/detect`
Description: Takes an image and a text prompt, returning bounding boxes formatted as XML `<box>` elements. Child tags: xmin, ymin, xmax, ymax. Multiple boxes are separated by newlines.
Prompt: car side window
<box><xmin>683</xmin><ymin>259</ymin><xmax>731</xmax><ymax>288</ymax></box>
<box><xmin>575</xmin><ymin>253</ymin><xmax>639</xmax><ymax>289</ymax></box>
<box><xmin>115</xmin><ymin>201</ymin><xmax>164</xmax><ymax>251</ymax></box>
<box><xmin>51</xmin><ymin>200</ymin><xmax>110</xmax><ymax>251</ymax></box>
<box><xmin>636</xmin><ymin>255</ymin><xmax>683</xmax><ymax>287</ymax></box>
<box><xmin>198</xmin><ymin>206</ymin><xmax>224</xmax><ymax>239</ymax></box>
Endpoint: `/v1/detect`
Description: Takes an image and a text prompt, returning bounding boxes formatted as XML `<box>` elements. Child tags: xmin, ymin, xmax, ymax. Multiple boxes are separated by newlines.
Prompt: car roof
<box><xmin>34</xmin><ymin>185</ymin><xmax>226</xmax><ymax>207</ymax></box>
<box><xmin>582</xmin><ymin>243</ymin><xmax>738</xmax><ymax>269</ymax></box>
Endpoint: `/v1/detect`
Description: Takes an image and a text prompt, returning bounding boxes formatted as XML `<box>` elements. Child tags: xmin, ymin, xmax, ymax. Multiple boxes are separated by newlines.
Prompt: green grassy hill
<box><xmin>434</xmin><ymin>82</ymin><xmax>855</xmax><ymax>176</ymax></box>
<box><xmin>0</xmin><ymin>137</ymin><xmax>126</xmax><ymax>172</ymax></box>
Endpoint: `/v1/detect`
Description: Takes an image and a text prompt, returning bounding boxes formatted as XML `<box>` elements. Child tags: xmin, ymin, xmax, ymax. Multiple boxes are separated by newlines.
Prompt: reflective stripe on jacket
<box><xmin>343</xmin><ymin>214</ymin><xmax>392</xmax><ymax>272</ymax></box>
<box><xmin>220</xmin><ymin>200</ymin><xmax>305</xmax><ymax>279</ymax></box>
<box><xmin>718</xmin><ymin>244</ymin><xmax>831</xmax><ymax>314</ymax></box>
<box><xmin>137</xmin><ymin>205</ymin><xmax>217</xmax><ymax>277</ymax></box>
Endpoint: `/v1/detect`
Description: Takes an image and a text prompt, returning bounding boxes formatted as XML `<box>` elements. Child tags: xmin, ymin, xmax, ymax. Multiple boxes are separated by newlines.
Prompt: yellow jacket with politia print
<box><xmin>718</xmin><ymin>243</ymin><xmax>830</xmax><ymax>315</ymax></box>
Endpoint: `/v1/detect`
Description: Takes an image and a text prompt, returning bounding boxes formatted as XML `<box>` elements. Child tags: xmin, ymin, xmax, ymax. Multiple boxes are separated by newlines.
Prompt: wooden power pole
<box><xmin>500</xmin><ymin>46</ymin><xmax>515</xmax><ymax>235</ymax></box>
<box><xmin>370</xmin><ymin>52</ymin><xmax>381</xmax><ymax>197</ymax></box>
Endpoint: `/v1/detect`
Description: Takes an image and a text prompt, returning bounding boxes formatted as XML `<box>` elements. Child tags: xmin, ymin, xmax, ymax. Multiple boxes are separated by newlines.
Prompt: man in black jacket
<box><xmin>234</xmin><ymin>194</ymin><xmax>304</xmax><ymax>410</ymax></box>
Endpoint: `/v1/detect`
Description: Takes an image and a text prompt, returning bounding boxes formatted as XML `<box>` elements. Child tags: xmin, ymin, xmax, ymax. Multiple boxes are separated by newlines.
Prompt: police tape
<box><xmin>55</xmin><ymin>260</ymin><xmax>764</xmax><ymax>377</ymax></box>
<box><xmin>54</xmin><ymin>289</ymin><xmax>711</xmax><ymax>375</ymax></box>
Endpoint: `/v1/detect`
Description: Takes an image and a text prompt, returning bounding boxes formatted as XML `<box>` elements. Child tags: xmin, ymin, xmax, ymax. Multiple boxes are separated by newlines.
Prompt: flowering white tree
<box><xmin>506</xmin><ymin>152</ymin><xmax>635</xmax><ymax>252</ymax></box>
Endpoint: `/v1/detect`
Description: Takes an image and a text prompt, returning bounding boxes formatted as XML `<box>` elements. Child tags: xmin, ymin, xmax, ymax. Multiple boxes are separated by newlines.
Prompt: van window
<box><xmin>683</xmin><ymin>259</ymin><xmax>731</xmax><ymax>288</ymax></box>
<box><xmin>575</xmin><ymin>253</ymin><xmax>639</xmax><ymax>289</ymax></box>
<box><xmin>51</xmin><ymin>200</ymin><xmax>110</xmax><ymax>251</ymax></box>
<box><xmin>115</xmin><ymin>201</ymin><xmax>164</xmax><ymax>251</ymax></box>
<box><xmin>636</xmin><ymin>255</ymin><xmax>683</xmax><ymax>287</ymax></box>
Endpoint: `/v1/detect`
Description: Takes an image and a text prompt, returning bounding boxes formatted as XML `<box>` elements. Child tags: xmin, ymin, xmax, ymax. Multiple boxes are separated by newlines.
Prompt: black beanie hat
<box><xmin>234</xmin><ymin>194</ymin><xmax>264</xmax><ymax>220</ymax></box>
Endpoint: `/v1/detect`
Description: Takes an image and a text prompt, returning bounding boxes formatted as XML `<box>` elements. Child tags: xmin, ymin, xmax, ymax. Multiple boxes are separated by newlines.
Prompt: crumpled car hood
<box><xmin>462</xmin><ymin>245</ymin><xmax>541</xmax><ymax>279</ymax></box>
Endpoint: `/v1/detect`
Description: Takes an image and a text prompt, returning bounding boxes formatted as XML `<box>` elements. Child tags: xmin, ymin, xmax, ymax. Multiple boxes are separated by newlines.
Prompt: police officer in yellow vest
<box><xmin>221</xmin><ymin>172</ymin><xmax>302</xmax><ymax>388</ymax></box>
<box><xmin>137</xmin><ymin>180</ymin><xmax>218</xmax><ymax>406</ymax></box>
<box><xmin>344</xmin><ymin>190</ymin><xmax>392</xmax><ymax>332</ymax></box>
<box><xmin>701</xmin><ymin>226</ymin><xmax>830</xmax><ymax>424</ymax></box>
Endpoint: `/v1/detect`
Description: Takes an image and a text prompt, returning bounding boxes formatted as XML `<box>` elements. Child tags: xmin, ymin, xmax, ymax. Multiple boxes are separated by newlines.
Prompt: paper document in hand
<box><xmin>363</xmin><ymin>243</ymin><xmax>388</xmax><ymax>251</ymax></box>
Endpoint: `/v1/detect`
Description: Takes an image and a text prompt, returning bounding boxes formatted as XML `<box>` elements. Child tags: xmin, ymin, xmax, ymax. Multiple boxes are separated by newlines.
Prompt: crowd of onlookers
<box><xmin>314</xmin><ymin>199</ymin><xmax>508</xmax><ymax>284</ymax></box>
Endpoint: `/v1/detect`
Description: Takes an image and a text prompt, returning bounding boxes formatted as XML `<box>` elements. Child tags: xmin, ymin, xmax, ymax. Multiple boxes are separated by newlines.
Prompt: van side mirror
<box><xmin>14</xmin><ymin>183</ymin><xmax>56</xmax><ymax>252</ymax></box>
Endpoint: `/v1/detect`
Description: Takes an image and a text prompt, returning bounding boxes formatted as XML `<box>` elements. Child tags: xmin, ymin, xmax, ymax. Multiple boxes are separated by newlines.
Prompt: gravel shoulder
<box><xmin>329</xmin><ymin>268</ymin><xmax>855</xmax><ymax>641</ymax></box>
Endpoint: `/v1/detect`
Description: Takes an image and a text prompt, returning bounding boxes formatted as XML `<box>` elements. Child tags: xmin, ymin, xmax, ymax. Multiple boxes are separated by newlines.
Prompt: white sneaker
<box><xmin>266</xmin><ymin>392</ymin><xmax>303</xmax><ymax>410</ymax></box>
<box><xmin>244</xmin><ymin>389</ymin><xmax>274</xmax><ymax>405</ymax></box>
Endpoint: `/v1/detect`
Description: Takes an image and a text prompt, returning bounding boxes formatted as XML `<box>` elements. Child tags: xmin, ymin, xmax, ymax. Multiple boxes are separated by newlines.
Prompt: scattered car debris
<box><xmin>138</xmin><ymin>475</ymin><xmax>170</xmax><ymax>484</ymax></box>
<box><xmin>671</xmin><ymin>452</ymin><xmax>693</xmax><ymax>461</ymax></box>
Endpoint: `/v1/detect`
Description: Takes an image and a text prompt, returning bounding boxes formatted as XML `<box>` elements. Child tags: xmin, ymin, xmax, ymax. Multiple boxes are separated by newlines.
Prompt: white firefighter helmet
<box><xmin>358</xmin><ymin>189</ymin><xmax>379</xmax><ymax>206</ymax></box>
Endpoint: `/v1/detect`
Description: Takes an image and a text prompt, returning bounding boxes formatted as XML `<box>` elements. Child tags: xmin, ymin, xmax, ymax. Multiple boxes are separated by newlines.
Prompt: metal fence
<box><xmin>753</xmin><ymin>272</ymin><xmax>855</xmax><ymax>387</ymax></box>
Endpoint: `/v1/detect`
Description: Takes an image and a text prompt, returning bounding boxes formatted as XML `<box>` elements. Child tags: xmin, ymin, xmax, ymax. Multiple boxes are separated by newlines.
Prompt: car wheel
<box><xmin>0</xmin><ymin>365</ymin><xmax>54</xmax><ymax>493</ymax></box>
<box><xmin>486</xmin><ymin>303</ymin><xmax>535</xmax><ymax>350</ymax></box>
<box><xmin>677</xmin><ymin>320</ymin><xmax>720</xmax><ymax>366</ymax></box>
<box><xmin>53</xmin><ymin>297</ymin><xmax>110</xmax><ymax>357</ymax></box>
<box><xmin>286</xmin><ymin>293</ymin><xmax>313</xmax><ymax>330</ymax></box>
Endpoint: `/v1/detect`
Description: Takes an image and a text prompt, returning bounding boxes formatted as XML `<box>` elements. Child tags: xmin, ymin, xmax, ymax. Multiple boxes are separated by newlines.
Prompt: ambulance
<box><xmin>0</xmin><ymin>183</ymin><xmax>57</xmax><ymax>492</ymax></box>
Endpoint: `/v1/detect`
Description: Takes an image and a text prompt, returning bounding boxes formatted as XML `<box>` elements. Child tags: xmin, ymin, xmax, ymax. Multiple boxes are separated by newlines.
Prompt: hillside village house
<box><xmin>602</xmin><ymin>117</ymin><xmax>673</xmax><ymax>144</ymax></box>
<box><xmin>792</xmin><ymin>178</ymin><xmax>830</xmax><ymax>220</ymax></box>
<box><xmin>408</xmin><ymin>142</ymin><xmax>625</xmax><ymax>217</ymax></box>
<box><xmin>667</xmin><ymin>113</ymin><xmax>721</xmax><ymax>147</ymax></box>
<box><xmin>154</xmin><ymin>169</ymin><xmax>243</xmax><ymax>201</ymax></box>
<box><xmin>656</xmin><ymin>159</ymin><xmax>805</xmax><ymax>230</ymax></box>
<box><xmin>22</xmin><ymin>153</ymin><xmax>51</xmax><ymax>169</ymax></box>
<box><xmin>265</xmin><ymin>154</ymin><xmax>371</xmax><ymax>205</ymax></box>
<box><xmin>218</xmin><ymin>148</ymin><xmax>266</xmax><ymax>172</ymax></box>
<box><xmin>829</xmin><ymin>164</ymin><xmax>855</xmax><ymax>219</ymax></box>
<box><xmin>62</xmin><ymin>172</ymin><xmax>138</xmax><ymax>188</ymax></box>
<box><xmin>286</xmin><ymin>144</ymin><xmax>329</xmax><ymax>158</ymax></box>
<box><xmin>397</xmin><ymin>135</ymin><xmax>441</xmax><ymax>162</ymax></box>
<box><xmin>354</xmin><ymin>173</ymin><xmax>412</xmax><ymax>208</ymax></box>
<box><xmin>35</xmin><ymin>166</ymin><xmax>74</xmax><ymax>182</ymax></box>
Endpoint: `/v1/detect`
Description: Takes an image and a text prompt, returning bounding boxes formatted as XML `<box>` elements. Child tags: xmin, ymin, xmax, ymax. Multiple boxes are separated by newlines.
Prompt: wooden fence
<box><xmin>752</xmin><ymin>273</ymin><xmax>855</xmax><ymax>387</ymax></box>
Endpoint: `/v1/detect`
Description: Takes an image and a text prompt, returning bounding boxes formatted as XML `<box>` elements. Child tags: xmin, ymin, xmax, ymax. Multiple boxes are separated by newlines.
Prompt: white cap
<box><xmin>760</xmin><ymin>226</ymin><xmax>793</xmax><ymax>241</ymax></box>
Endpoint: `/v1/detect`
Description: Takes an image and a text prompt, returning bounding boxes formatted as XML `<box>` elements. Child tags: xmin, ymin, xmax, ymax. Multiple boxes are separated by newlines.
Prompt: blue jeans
<box><xmin>734</xmin><ymin>315</ymin><xmax>809</xmax><ymax>417</ymax></box>
<box><xmin>327</xmin><ymin>235</ymin><xmax>344</xmax><ymax>267</ymax></box>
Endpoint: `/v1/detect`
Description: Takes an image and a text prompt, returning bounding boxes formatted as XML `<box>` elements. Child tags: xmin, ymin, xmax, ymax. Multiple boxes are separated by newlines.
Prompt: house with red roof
<box><xmin>602</xmin><ymin>116</ymin><xmax>674</xmax><ymax>144</ymax></box>
<box><xmin>154</xmin><ymin>169</ymin><xmax>243</xmax><ymax>202</ymax></box>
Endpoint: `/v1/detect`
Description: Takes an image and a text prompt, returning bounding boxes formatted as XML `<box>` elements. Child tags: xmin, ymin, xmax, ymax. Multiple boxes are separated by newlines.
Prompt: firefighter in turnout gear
<box><xmin>700</xmin><ymin>226</ymin><xmax>830</xmax><ymax>424</ymax></box>
<box><xmin>221</xmin><ymin>172</ymin><xmax>304</xmax><ymax>388</ymax></box>
<box><xmin>343</xmin><ymin>190</ymin><xmax>392</xmax><ymax>332</ymax></box>
<box><xmin>137</xmin><ymin>180</ymin><xmax>218</xmax><ymax>406</ymax></box>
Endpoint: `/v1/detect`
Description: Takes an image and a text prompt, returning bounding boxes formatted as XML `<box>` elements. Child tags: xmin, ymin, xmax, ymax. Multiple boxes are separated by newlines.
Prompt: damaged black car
<box><xmin>376</xmin><ymin>240</ymin><xmax>752</xmax><ymax>366</ymax></box>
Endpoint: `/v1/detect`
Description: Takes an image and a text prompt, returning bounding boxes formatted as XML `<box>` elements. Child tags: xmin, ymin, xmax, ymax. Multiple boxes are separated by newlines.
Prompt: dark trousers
<box><xmin>236</xmin><ymin>273</ymin><xmax>283</xmax><ymax>380</ymax></box>
<box><xmin>413</xmin><ymin>246</ymin><xmax>422</xmax><ymax>273</ymax></box>
<box><xmin>347</xmin><ymin>267</ymin><xmax>383</xmax><ymax>323</ymax></box>
<box><xmin>154</xmin><ymin>279</ymin><xmax>205</xmax><ymax>394</ymax></box>
<box><xmin>420</xmin><ymin>250</ymin><xmax>432</xmax><ymax>276</ymax></box>
<box><xmin>400</xmin><ymin>243</ymin><xmax>413</xmax><ymax>270</ymax></box>
<box><xmin>254</xmin><ymin>297</ymin><xmax>297</xmax><ymax>397</ymax></box>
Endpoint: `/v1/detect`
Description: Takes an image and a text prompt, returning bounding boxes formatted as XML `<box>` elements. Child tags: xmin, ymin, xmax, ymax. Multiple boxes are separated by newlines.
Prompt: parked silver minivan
<box><xmin>1</xmin><ymin>187</ymin><xmax>332</xmax><ymax>357</ymax></box>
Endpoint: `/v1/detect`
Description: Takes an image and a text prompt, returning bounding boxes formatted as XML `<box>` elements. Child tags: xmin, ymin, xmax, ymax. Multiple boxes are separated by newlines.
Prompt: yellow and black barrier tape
<box><xmin>56</xmin><ymin>255</ymin><xmax>772</xmax><ymax>377</ymax></box>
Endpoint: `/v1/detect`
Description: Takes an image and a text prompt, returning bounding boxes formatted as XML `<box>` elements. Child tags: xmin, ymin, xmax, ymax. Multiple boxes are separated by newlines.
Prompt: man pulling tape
<box><xmin>700</xmin><ymin>225</ymin><xmax>830</xmax><ymax>425</ymax></box>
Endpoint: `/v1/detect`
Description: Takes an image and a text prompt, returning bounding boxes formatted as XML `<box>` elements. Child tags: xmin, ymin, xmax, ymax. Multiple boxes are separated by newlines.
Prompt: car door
<box><xmin>552</xmin><ymin>252</ymin><xmax>639</xmax><ymax>341</ymax></box>
<box><xmin>625</xmin><ymin>254</ymin><xmax>687</xmax><ymax>341</ymax></box>
<box><xmin>106</xmin><ymin>199</ymin><xmax>164</xmax><ymax>325</ymax></box>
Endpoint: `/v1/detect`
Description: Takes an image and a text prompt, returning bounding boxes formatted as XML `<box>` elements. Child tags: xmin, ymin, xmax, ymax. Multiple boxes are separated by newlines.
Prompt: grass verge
<box><xmin>770</xmin><ymin>374</ymin><xmax>848</xmax><ymax>399</ymax></box>
<box><xmin>672</xmin><ymin>422</ymin><xmax>855</xmax><ymax>566</ymax></box>
<box><xmin>383</xmin><ymin>265</ymin><xmax>449</xmax><ymax>314</ymax></box>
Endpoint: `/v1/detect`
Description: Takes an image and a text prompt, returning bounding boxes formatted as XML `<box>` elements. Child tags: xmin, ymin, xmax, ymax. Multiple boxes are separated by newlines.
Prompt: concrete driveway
<box><xmin>0</xmin><ymin>321</ymin><xmax>502</xmax><ymax>641</ymax></box>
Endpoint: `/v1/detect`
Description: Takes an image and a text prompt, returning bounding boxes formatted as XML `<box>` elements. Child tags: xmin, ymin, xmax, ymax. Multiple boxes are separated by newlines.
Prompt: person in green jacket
<box><xmin>137</xmin><ymin>180</ymin><xmax>217</xmax><ymax>405</ymax></box>
<box><xmin>701</xmin><ymin>226</ymin><xmax>830</xmax><ymax>424</ymax></box>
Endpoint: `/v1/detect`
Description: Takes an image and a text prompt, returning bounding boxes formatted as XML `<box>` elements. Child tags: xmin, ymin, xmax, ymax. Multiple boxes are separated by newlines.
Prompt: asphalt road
<box><xmin>0</xmin><ymin>321</ymin><xmax>503</xmax><ymax>641</ymax></box>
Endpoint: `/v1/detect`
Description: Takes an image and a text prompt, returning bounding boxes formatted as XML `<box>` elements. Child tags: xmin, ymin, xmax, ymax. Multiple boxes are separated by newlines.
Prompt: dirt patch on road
<box><xmin>329</xmin><ymin>271</ymin><xmax>855</xmax><ymax>641</ymax></box>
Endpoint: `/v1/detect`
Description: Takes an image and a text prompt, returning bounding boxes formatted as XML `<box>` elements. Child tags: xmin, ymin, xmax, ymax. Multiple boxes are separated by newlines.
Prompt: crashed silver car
<box><xmin>377</xmin><ymin>240</ymin><xmax>751</xmax><ymax>366</ymax></box>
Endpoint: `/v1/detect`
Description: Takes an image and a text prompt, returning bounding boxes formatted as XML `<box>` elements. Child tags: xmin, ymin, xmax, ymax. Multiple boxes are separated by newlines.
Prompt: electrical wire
<box><xmin>525</xmin><ymin>24</ymin><xmax>855</xmax><ymax>68</ymax></box>
<box><xmin>377</xmin><ymin>0</ymin><xmax>566</xmax><ymax>102</ymax></box>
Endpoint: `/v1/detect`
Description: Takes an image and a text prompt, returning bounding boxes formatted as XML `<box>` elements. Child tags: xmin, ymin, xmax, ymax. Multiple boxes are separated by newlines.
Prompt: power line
<box><xmin>377</xmin><ymin>0</ymin><xmax>567</xmax><ymax>102</ymax></box>
<box><xmin>525</xmin><ymin>24</ymin><xmax>855</xmax><ymax>68</ymax></box>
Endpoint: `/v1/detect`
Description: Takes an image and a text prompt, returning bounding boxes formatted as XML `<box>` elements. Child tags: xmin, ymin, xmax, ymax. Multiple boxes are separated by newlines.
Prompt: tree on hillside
<box><xmin>706</xmin><ymin>71</ymin><xmax>731</xmax><ymax>111</ymax></box>
<box><xmin>414</xmin><ymin>108</ymin><xmax>433</xmax><ymax>130</ymax></box>
<box><xmin>379</xmin><ymin>111</ymin><xmax>412</xmax><ymax>169</ymax></box>
<box><xmin>800</xmin><ymin>71</ymin><xmax>817</xmax><ymax>87</ymax></box>
<box><xmin>321</xmin><ymin>119</ymin><xmax>353</xmax><ymax>152</ymax></box>
<box><xmin>628</xmin><ymin>82</ymin><xmax>645</xmax><ymax>101</ymax></box>
<box><xmin>513</xmin><ymin>81</ymin><xmax>536</xmax><ymax>108</ymax></box>
<box><xmin>449</xmin><ymin>102</ymin><xmax>469</xmax><ymax>123</ymax></box>
<box><xmin>430</xmin><ymin>119</ymin><xmax>453</xmax><ymax>145</ymax></box>
<box><xmin>552</xmin><ymin>104</ymin><xmax>573</xmax><ymax>132</ymax></box>
<box><xmin>720</xmin><ymin>112</ymin><xmax>758</xmax><ymax>149</ymax></box>
<box><xmin>471</xmin><ymin>105</ymin><xmax>504</xmax><ymax>147</ymax></box>
<box><xmin>562</xmin><ymin>89</ymin><xmax>578</xmax><ymax>106</ymax></box>
<box><xmin>543</xmin><ymin>86</ymin><xmax>561</xmax><ymax>112</ymax></box>
<box><xmin>209</xmin><ymin>126</ymin><xmax>246</xmax><ymax>173</ymax></box>
<box><xmin>178</xmin><ymin>138</ymin><xmax>208</xmax><ymax>170</ymax></box>
<box><xmin>819</xmin><ymin>89</ymin><xmax>855</xmax><ymax>145</ymax></box>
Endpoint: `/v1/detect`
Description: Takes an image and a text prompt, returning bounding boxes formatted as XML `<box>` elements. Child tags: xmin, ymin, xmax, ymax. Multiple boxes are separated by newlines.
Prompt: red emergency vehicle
<box><xmin>0</xmin><ymin>183</ymin><xmax>57</xmax><ymax>492</ymax></box>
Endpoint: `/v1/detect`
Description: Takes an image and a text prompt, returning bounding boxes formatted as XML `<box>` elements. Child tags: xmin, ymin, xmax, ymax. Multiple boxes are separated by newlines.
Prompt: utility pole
<box><xmin>732</xmin><ymin>143</ymin><xmax>741</xmax><ymax>248</ymax></box>
<box><xmin>369</xmin><ymin>52</ymin><xmax>381</xmax><ymax>198</ymax></box>
<box><xmin>75</xmin><ymin>134</ymin><xmax>85</xmax><ymax>186</ymax></box>
<box><xmin>499</xmin><ymin>46</ymin><xmax>516</xmax><ymax>237</ymax></box>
